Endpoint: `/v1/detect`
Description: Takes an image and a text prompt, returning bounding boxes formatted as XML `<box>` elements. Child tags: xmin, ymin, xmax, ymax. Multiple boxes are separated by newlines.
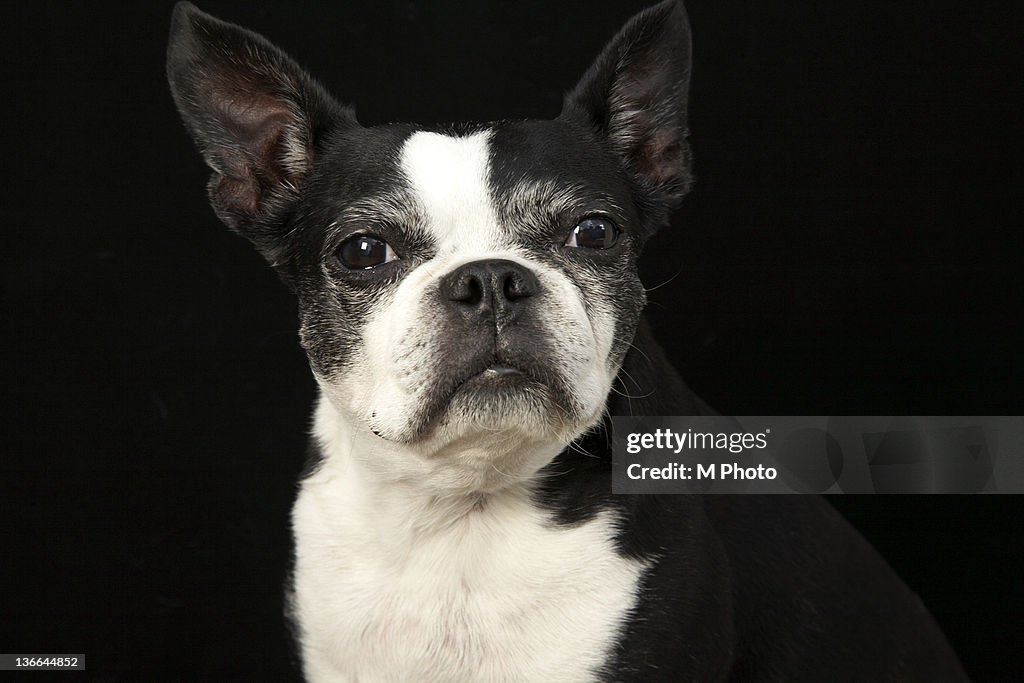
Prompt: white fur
<box><xmin>400</xmin><ymin>130</ymin><xmax>508</xmax><ymax>254</ymax></box>
<box><xmin>293</xmin><ymin>398</ymin><xmax>648</xmax><ymax>683</ymax></box>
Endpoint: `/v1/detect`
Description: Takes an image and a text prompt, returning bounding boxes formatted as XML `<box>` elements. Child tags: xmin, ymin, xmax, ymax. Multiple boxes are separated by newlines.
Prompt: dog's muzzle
<box><xmin>388</xmin><ymin>258</ymin><xmax>575</xmax><ymax>438</ymax></box>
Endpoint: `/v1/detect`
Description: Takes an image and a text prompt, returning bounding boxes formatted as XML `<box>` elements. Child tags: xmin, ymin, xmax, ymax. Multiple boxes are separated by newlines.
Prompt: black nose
<box><xmin>440</xmin><ymin>259</ymin><xmax>540</xmax><ymax>322</ymax></box>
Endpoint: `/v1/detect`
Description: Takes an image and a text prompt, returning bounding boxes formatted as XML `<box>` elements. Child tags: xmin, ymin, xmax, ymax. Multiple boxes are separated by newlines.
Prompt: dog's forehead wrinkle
<box><xmin>508</xmin><ymin>180</ymin><xmax>585</xmax><ymax>218</ymax></box>
<box><xmin>499</xmin><ymin>176</ymin><xmax>633</xmax><ymax>233</ymax></box>
<box><xmin>340</xmin><ymin>192</ymin><xmax>408</xmax><ymax>220</ymax></box>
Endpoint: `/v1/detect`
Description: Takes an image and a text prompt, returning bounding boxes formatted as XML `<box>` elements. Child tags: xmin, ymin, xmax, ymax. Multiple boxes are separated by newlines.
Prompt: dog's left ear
<box><xmin>560</xmin><ymin>0</ymin><xmax>692</xmax><ymax>214</ymax></box>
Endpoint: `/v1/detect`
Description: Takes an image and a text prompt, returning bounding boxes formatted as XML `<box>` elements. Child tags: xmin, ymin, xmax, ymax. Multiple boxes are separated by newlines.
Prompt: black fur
<box><xmin>169</xmin><ymin>1</ymin><xmax>969</xmax><ymax>680</ymax></box>
<box><xmin>537</xmin><ymin>320</ymin><xmax>968</xmax><ymax>681</ymax></box>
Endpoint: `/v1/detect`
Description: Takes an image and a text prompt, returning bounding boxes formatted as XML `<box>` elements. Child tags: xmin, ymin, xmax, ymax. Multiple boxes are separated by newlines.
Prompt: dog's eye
<box><xmin>565</xmin><ymin>217</ymin><xmax>619</xmax><ymax>249</ymax></box>
<box><xmin>337</xmin><ymin>235</ymin><xmax>399</xmax><ymax>269</ymax></box>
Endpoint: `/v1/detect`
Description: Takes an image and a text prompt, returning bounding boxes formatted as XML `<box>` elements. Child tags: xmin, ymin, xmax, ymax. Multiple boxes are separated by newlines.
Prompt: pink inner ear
<box><xmin>206</xmin><ymin>75</ymin><xmax>308</xmax><ymax>216</ymax></box>
<box><xmin>641</xmin><ymin>129</ymin><xmax>684</xmax><ymax>185</ymax></box>
<box><xmin>607</xmin><ymin>65</ymin><xmax>687</xmax><ymax>191</ymax></box>
<box><xmin>211</xmin><ymin>77</ymin><xmax>294</xmax><ymax>158</ymax></box>
<box><xmin>214</xmin><ymin>174</ymin><xmax>261</xmax><ymax>216</ymax></box>
<box><xmin>611</xmin><ymin>101</ymin><xmax>684</xmax><ymax>190</ymax></box>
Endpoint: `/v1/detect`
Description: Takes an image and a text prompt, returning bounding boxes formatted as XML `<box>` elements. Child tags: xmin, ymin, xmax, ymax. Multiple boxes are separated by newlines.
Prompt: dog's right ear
<box><xmin>560</xmin><ymin>0</ymin><xmax>692</xmax><ymax>225</ymax></box>
<box><xmin>167</xmin><ymin>2</ymin><xmax>357</xmax><ymax>259</ymax></box>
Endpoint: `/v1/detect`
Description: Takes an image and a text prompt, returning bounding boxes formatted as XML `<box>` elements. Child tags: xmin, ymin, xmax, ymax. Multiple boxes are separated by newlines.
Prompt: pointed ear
<box><xmin>167</xmin><ymin>2</ymin><xmax>357</xmax><ymax>256</ymax></box>
<box><xmin>560</xmin><ymin>0</ymin><xmax>693</xmax><ymax>212</ymax></box>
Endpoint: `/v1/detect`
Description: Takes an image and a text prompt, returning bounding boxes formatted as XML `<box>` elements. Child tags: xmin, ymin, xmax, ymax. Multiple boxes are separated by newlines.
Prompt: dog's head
<box><xmin>168</xmin><ymin>0</ymin><xmax>692</xmax><ymax>490</ymax></box>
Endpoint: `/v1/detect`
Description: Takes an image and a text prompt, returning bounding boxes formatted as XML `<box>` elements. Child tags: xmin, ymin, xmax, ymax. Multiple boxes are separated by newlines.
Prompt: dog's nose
<box><xmin>440</xmin><ymin>259</ymin><xmax>540</xmax><ymax>321</ymax></box>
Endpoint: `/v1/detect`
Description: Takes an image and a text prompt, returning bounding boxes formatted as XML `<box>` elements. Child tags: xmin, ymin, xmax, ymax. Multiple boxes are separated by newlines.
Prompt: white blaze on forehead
<box><xmin>400</xmin><ymin>130</ymin><xmax>505</xmax><ymax>254</ymax></box>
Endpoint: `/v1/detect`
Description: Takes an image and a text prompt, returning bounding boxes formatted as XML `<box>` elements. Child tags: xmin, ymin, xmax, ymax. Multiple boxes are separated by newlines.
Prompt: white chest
<box><xmin>291</xmin><ymin>475</ymin><xmax>647</xmax><ymax>683</ymax></box>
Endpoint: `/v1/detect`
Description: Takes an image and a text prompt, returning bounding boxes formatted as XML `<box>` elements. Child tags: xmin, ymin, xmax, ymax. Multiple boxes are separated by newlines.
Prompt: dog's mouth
<box><xmin>459</xmin><ymin>362</ymin><xmax>526</xmax><ymax>386</ymax></box>
<box><xmin>446</xmin><ymin>357</ymin><xmax>542</xmax><ymax>398</ymax></box>
<box><xmin>482</xmin><ymin>364</ymin><xmax>522</xmax><ymax>377</ymax></box>
<box><xmin>390</xmin><ymin>349</ymin><xmax>576</xmax><ymax>443</ymax></box>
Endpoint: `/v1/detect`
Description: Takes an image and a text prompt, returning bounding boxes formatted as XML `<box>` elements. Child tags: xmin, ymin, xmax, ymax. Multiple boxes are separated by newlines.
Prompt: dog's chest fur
<box><xmin>292</xmin><ymin>447</ymin><xmax>647</xmax><ymax>682</ymax></box>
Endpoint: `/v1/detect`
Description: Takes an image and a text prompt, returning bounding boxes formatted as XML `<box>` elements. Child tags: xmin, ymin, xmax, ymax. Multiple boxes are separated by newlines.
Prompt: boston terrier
<box><xmin>167</xmin><ymin>1</ymin><xmax>968</xmax><ymax>680</ymax></box>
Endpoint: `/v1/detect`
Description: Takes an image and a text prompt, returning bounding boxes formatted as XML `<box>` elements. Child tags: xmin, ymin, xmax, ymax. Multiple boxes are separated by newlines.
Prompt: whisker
<box><xmin>623</xmin><ymin>340</ymin><xmax>653</xmax><ymax>366</ymax></box>
<box><xmin>567</xmin><ymin>439</ymin><xmax>601</xmax><ymax>460</ymax></box>
<box><xmin>643</xmin><ymin>263</ymin><xmax>685</xmax><ymax>293</ymax></box>
<box><xmin>615</xmin><ymin>366</ymin><xmax>655</xmax><ymax>400</ymax></box>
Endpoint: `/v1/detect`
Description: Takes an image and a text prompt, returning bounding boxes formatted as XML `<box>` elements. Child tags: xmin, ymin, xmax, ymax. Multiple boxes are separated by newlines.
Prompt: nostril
<box><xmin>503</xmin><ymin>272</ymin><xmax>534</xmax><ymax>301</ymax></box>
<box><xmin>465</xmin><ymin>276</ymin><xmax>484</xmax><ymax>304</ymax></box>
<box><xmin>449</xmin><ymin>273</ymin><xmax>485</xmax><ymax>305</ymax></box>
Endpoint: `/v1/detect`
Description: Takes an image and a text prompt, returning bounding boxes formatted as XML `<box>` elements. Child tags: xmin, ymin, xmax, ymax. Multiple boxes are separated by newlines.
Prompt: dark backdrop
<box><xmin>2</xmin><ymin>1</ymin><xmax>1021</xmax><ymax>680</ymax></box>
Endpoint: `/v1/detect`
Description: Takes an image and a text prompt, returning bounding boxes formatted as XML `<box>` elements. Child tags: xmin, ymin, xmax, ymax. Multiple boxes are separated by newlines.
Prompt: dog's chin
<box><xmin>443</xmin><ymin>371</ymin><xmax>557</xmax><ymax>427</ymax></box>
<box><xmin>389</xmin><ymin>365</ymin><xmax>582</xmax><ymax>450</ymax></box>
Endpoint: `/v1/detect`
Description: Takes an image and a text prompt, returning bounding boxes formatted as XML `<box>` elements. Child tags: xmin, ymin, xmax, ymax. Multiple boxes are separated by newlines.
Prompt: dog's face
<box><xmin>300</xmin><ymin>124</ymin><xmax>644</xmax><ymax>449</ymax></box>
<box><xmin>168</xmin><ymin>0</ymin><xmax>691</xmax><ymax>487</ymax></box>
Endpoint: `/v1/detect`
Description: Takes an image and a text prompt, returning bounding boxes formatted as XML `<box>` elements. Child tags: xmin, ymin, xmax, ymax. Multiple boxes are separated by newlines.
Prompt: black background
<box><xmin>3</xmin><ymin>1</ymin><xmax>1022</xmax><ymax>680</ymax></box>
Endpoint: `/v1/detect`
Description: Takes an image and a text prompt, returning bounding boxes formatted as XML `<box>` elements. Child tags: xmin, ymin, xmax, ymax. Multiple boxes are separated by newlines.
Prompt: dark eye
<box><xmin>337</xmin><ymin>235</ymin><xmax>399</xmax><ymax>269</ymax></box>
<box><xmin>565</xmin><ymin>217</ymin><xmax>619</xmax><ymax>249</ymax></box>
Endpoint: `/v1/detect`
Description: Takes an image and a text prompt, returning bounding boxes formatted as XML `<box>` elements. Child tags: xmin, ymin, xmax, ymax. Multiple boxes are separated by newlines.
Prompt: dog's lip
<box><xmin>483</xmin><ymin>364</ymin><xmax>523</xmax><ymax>377</ymax></box>
<box><xmin>454</xmin><ymin>362</ymin><xmax>532</xmax><ymax>392</ymax></box>
<box><xmin>458</xmin><ymin>365</ymin><xmax>529</xmax><ymax>387</ymax></box>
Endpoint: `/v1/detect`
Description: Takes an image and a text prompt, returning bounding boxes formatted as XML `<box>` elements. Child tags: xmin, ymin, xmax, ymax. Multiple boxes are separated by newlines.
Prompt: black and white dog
<box><xmin>168</xmin><ymin>2</ymin><xmax>968</xmax><ymax>680</ymax></box>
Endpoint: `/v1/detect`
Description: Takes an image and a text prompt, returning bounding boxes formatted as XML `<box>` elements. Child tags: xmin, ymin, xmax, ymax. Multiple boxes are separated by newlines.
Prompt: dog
<box><xmin>167</xmin><ymin>1</ymin><xmax>969</xmax><ymax>680</ymax></box>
